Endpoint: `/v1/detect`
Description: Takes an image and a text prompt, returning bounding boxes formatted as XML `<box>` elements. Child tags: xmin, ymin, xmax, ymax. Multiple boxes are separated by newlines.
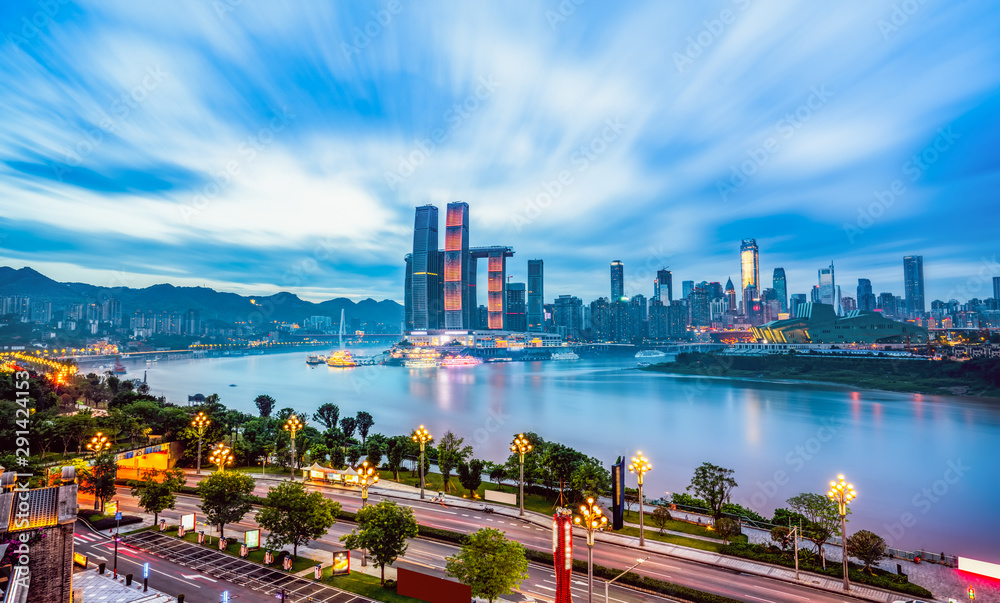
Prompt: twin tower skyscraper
<box><xmin>404</xmin><ymin>202</ymin><xmax>517</xmax><ymax>332</ymax></box>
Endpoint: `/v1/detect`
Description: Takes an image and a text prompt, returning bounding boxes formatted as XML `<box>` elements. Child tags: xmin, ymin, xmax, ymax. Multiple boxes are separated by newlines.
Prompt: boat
<box><xmin>637</xmin><ymin>362</ymin><xmax>651</xmax><ymax>368</ymax></box>
<box><xmin>113</xmin><ymin>358</ymin><xmax>127</xmax><ymax>374</ymax></box>
<box><xmin>306</xmin><ymin>353</ymin><xmax>326</xmax><ymax>365</ymax></box>
<box><xmin>440</xmin><ymin>356</ymin><xmax>481</xmax><ymax>367</ymax></box>
<box><xmin>487</xmin><ymin>357</ymin><xmax>513</xmax><ymax>362</ymax></box>
<box><xmin>635</xmin><ymin>349</ymin><xmax>667</xmax><ymax>359</ymax></box>
<box><xmin>404</xmin><ymin>357</ymin><xmax>439</xmax><ymax>368</ymax></box>
<box><xmin>550</xmin><ymin>351</ymin><xmax>579</xmax><ymax>361</ymax></box>
<box><xmin>327</xmin><ymin>351</ymin><xmax>358</xmax><ymax>367</ymax></box>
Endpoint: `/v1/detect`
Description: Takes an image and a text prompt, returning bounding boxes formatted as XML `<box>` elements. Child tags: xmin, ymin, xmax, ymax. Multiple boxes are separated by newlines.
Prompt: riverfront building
<box><xmin>751</xmin><ymin>302</ymin><xmax>928</xmax><ymax>344</ymax></box>
<box><xmin>904</xmin><ymin>255</ymin><xmax>926</xmax><ymax>314</ymax></box>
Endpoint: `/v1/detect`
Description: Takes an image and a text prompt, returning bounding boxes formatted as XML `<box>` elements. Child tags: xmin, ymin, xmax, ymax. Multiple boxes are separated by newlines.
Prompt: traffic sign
<box><xmin>115</xmin><ymin>512</ymin><xmax>122</xmax><ymax>521</ymax></box>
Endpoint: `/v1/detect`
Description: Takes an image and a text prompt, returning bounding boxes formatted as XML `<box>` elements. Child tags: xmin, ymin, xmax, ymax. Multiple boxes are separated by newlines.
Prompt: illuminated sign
<box><xmin>958</xmin><ymin>556</ymin><xmax>1000</xmax><ymax>580</ymax></box>
<box><xmin>143</xmin><ymin>562</ymin><xmax>149</xmax><ymax>579</ymax></box>
<box><xmin>181</xmin><ymin>513</ymin><xmax>195</xmax><ymax>531</ymax></box>
<box><xmin>73</xmin><ymin>552</ymin><xmax>88</xmax><ymax>567</ymax></box>
<box><xmin>105</xmin><ymin>501</ymin><xmax>118</xmax><ymax>517</ymax></box>
<box><xmin>245</xmin><ymin>529</ymin><xmax>261</xmax><ymax>550</ymax></box>
<box><xmin>331</xmin><ymin>550</ymin><xmax>350</xmax><ymax>576</ymax></box>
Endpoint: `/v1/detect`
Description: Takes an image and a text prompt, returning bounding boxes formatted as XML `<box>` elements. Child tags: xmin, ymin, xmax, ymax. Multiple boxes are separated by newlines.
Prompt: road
<box><xmin>83</xmin><ymin>475</ymin><xmax>873</xmax><ymax>603</ymax></box>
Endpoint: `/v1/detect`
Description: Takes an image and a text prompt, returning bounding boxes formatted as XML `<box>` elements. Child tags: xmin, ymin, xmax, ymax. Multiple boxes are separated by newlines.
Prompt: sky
<box><xmin>1</xmin><ymin>1</ymin><xmax>999</xmax><ymax>305</ymax></box>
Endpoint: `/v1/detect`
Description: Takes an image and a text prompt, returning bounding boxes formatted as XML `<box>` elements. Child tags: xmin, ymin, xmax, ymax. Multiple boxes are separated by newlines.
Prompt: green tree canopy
<box><xmin>199</xmin><ymin>470</ymin><xmax>255</xmax><ymax>538</ymax></box>
<box><xmin>76</xmin><ymin>451</ymin><xmax>117</xmax><ymax>512</ymax></box>
<box><xmin>846</xmin><ymin>529</ymin><xmax>886</xmax><ymax>573</ymax></box>
<box><xmin>128</xmin><ymin>468</ymin><xmax>186</xmax><ymax>525</ymax></box>
<box><xmin>355</xmin><ymin>411</ymin><xmax>374</xmax><ymax>445</ymax></box>
<box><xmin>445</xmin><ymin>528</ymin><xmax>529</xmax><ymax>603</ymax></box>
<box><xmin>686</xmin><ymin>462</ymin><xmax>738</xmax><ymax>522</ymax></box>
<box><xmin>437</xmin><ymin>431</ymin><xmax>473</xmax><ymax>493</ymax></box>
<box><xmin>457</xmin><ymin>459</ymin><xmax>485</xmax><ymax>497</ymax></box>
<box><xmin>785</xmin><ymin>492</ymin><xmax>844</xmax><ymax>567</ymax></box>
<box><xmin>313</xmin><ymin>403</ymin><xmax>340</xmax><ymax>431</ymax></box>
<box><xmin>340</xmin><ymin>500</ymin><xmax>418</xmax><ymax>584</ymax></box>
<box><xmin>254</xmin><ymin>394</ymin><xmax>276</xmax><ymax>417</ymax></box>
<box><xmin>255</xmin><ymin>480</ymin><xmax>341</xmax><ymax>558</ymax></box>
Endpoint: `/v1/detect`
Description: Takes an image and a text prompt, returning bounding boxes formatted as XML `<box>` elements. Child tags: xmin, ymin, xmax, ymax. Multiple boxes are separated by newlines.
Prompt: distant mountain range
<box><xmin>0</xmin><ymin>266</ymin><xmax>403</xmax><ymax>327</ymax></box>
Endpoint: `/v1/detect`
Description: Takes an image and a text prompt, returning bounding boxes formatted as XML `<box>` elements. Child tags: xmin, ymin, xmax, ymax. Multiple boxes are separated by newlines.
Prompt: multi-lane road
<box><xmin>79</xmin><ymin>474</ymin><xmax>874</xmax><ymax>603</ymax></box>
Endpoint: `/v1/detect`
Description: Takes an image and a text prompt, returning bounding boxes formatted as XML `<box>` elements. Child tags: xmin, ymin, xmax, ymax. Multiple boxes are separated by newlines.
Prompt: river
<box><xmin>125</xmin><ymin>349</ymin><xmax>999</xmax><ymax>562</ymax></box>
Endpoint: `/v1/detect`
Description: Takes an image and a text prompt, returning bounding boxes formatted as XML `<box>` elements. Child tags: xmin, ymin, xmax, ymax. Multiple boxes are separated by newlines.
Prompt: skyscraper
<box><xmin>554</xmin><ymin>295</ymin><xmax>583</xmax><ymax>339</ymax></box>
<box><xmin>682</xmin><ymin>280</ymin><xmax>694</xmax><ymax>300</ymax></box>
<box><xmin>505</xmin><ymin>282</ymin><xmax>527</xmax><ymax>332</ymax></box>
<box><xmin>818</xmin><ymin>262</ymin><xmax>836</xmax><ymax>306</ymax></box>
<box><xmin>444</xmin><ymin>201</ymin><xmax>471</xmax><ymax>329</ymax></box>
<box><xmin>857</xmin><ymin>278</ymin><xmax>876</xmax><ymax>312</ymax></box>
<box><xmin>994</xmin><ymin>276</ymin><xmax>1000</xmax><ymax>302</ymax></box>
<box><xmin>610</xmin><ymin>260</ymin><xmax>624</xmax><ymax>300</ymax></box>
<box><xmin>527</xmin><ymin>259</ymin><xmax>544</xmax><ymax>332</ymax></box>
<box><xmin>903</xmin><ymin>255</ymin><xmax>925</xmax><ymax>314</ymax></box>
<box><xmin>740</xmin><ymin>239</ymin><xmax>759</xmax><ymax>300</ymax></box>
<box><xmin>725</xmin><ymin>278</ymin><xmax>737</xmax><ymax>313</ymax></box>
<box><xmin>654</xmin><ymin>268</ymin><xmax>673</xmax><ymax>304</ymax></box>
<box><xmin>410</xmin><ymin>205</ymin><xmax>439</xmax><ymax>330</ymax></box>
<box><xmin>772</xmin><ymin>268</ymin><xmax>787</xmax><ymax>313</ymax></box>
<box><xmin>789</xmin><ymin>293</ymin><xmax>807</xmax><ymax>318</ymax></box>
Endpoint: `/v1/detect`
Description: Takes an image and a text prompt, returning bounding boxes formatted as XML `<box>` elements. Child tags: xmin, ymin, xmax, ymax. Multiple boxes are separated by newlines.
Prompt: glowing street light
<box><xmin>412</xmin><ymin>425</ymin><xmax>433</xmax><ymax>500</ymax></box>
<box><xmin>283</xmin><ymin>414</ymin><xmax>305</xmax><ymax>480</ymax></box>
<box><xmin>358</xmin><ymin>460</ymin><xmax>379</xmax><ymax>567</ymax></box>
<box><xmin>208</xmin><ymin>443</ymin><xmax>233</xmax><ymax>471</ymax></box>
<box><xmin>88</xmin><ymin>432</ymin><xmax>110</xmax><ymax>453</ymax></box>
<box><xmin>827</xmin><ymin>474</ymin><xmax>857</xmax><ymax>592</ymax></box>
<box><xmin>510</xmin><ymin>434</ymin><xmax>533</xmax><ymax>517</ymax></box>
<box><xmin>574</xmin><ymin>497</ymin><xmax>608</xmax><ymax>603</ymax></box>
<box><xmin>628</xmin><ymin>451</ymin><xmax>652</xmax><ymax>547</ymax></box>
<box><xmin>192</xmin><ymin>412</ymin><xmax>211</xmax><ymax>475</ymax></box>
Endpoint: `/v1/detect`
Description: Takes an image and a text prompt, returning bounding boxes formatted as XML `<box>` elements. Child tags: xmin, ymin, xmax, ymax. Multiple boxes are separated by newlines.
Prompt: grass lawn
<box><xmin>161</xmin><ymin>527</ymin><xmax>317</xmax><ymax>572</ymax></box>
<box><xmin>322</xmin><ymin>569</ymin><xmax>425</xmax><ymax>603</ymax></box>
<box><xmin>610</xmin><ymin>526</ymin><xmax>725</xmax><ymax>552</ymax></box>
<box><xmin>231</xmin><ymin>465</ymin><xmax>294</xmax><ymax>477</ymax></box>
<box><xmin>621</xmin><ymin>509</ymin><xmax>721</xmax><ymax>539</ymax></box>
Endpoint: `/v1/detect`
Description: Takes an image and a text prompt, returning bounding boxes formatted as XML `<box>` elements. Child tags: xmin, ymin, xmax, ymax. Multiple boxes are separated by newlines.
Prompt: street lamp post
<box><xmin>628</xmin><ymin>451</ymin><xmax>651</xmax><ymax>547</ymax></box>
<box><xmin>510</xmin><ymin>434</ymin><xmax>532</xmax><ymax>517</ymax></box>
<box><xmin>604</xmin><ymin>557</ymin><xmax>647</xmax><ymax>603</ymax></box>
<box><xmin>412</xmin><ymin>425</ymin><xmax>432</xmax><ymax>500</ymax></box>
<box><xmin>358</xmin><ymin>460</ymin><xmax>379</xmax><ymax>567</ymax></box>
<box><xmin>283</xmin><ymin>415</ymin><xmax>305</xmax><ymax>480</ymax></box>
<box><xmin>827</xmin><ymin>474</ymin><xmax>857</xmax><ymax>592</ymax></box>
<box><xmin>209</xmin><ymin>443</ymin><xmax>234</xmax><ymax>471</ymax></box>
<box><xmin>192</xmin><ymin>412</ymin><xmax>210</xmax><ymax>475</ymax></box>
<box><xmin>574</xmin><ymin>497</ymin><xmax>608</xmax><ymax>603</ymax></box>
<box><xmin>87</xmin><ymin>432</ymin><xmax>111</xmax><ymax>512</ymax></box>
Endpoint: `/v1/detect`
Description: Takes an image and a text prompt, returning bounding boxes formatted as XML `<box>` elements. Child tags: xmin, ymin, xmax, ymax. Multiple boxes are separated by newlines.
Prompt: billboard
<box><xmin>245</xmin><ymin>529</ymin><xmax>261</xmax><ymax>550</ymax></box>
<box><xmin>331</xmin><ymin>550</ymin><xmax>350</xmax><ymax>576</ymax></box>
<box><xmin>105</xmin><ymin>501</ymin><xmax>118</xmax><ymax>517</ymax></box>
<box><xmin>610</xmin><ymin>456</ymin><xmax>625</xmax><ymax>530</ymax></box>
<box><xmin>181</xmin><ymin>513</ymin><xmax>195</xmax><ymax>531</ymax></box>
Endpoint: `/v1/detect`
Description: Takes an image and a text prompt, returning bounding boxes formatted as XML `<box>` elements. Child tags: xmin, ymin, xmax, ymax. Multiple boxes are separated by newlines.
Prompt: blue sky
<box><xmin>1</xmin><ymin>0</ymin><xmax>998</xmax><ymax>304</ymax></box>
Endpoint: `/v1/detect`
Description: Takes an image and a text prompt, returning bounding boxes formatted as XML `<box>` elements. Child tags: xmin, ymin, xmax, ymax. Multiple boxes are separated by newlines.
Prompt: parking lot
<box><xmin>124</xmin><ymin>531</ymin><xmax>371</xmax><ymax>603</ymax></box>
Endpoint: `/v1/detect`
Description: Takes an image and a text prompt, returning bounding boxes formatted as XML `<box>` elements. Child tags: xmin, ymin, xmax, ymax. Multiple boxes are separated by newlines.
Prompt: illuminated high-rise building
<box><xmin>610</xmin><ymin>260</ymin><xmax>624</xmax><ymax>300</ymax></box>
<box><xmin>725</xmin><ymin>277</ymin><xmax>737</xmax><ymax>313</ymax></box>
<box><xmin>993</xmin><ymin>276</ymin><xmax>1000</xmax><ymax>302</ymax></box>
<box><xmin>443</xmin><ymin>202</ymin><xmax>471</xmax><ymax>329</ymax></box>
<box><xmin>772</xmin><ymin>268</ymin><xmax>787</xmax><ymax>313</ymax></box>
<box><xmin>528</xmin><ymin>259</ymin><xmax>544</xmax><ymax>332</ymax></box>
<box><xmin>410</xmin><ymin>205</ymin><xmax>440</xmax><ymax>330</ymax></box>
<box><xmin>740</xmin><ymin>239</ymin><xmax>759</xmax><ymax>300</ymax></box>
<box><xmin>903</xmin><ymin>255</ymin><xmax>925</xmax><ymax>314</ymax></box>
<box><xmin>818</xmin><ymin>262</ymin><xmax>835</xmax><ymax>306</ymax></box>
<box><xmin>654</xmin><ymin>268</ymin><xmax>672</xmax><ymax>303</ymax></box>
<box><xmin>505</xmin><ymin>282</ymin><xmax>527</xmax><ymax>332</ymax></box>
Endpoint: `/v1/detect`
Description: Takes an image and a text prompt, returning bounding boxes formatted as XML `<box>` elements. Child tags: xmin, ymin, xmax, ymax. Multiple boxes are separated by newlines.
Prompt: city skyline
<box><xmin>1</xmin><ymin>2</ymin><xmax>998</xmax><ymax>304</ymax></box>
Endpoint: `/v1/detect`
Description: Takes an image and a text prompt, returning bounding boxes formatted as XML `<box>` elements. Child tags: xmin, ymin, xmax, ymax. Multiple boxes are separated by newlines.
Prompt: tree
<box><xmin>651</xmin><ymin>506</ymin><xmax>672</xmax><ymax>534</ymax></box>
<box><xmin>309</xmin><ymin>443</ymin><xmax>330</xmax><ymax>463</ymax></box>
<box><xmin>366</xmin><ymin>441</ymin><xmax>383</xmax><ymax>468</ymax></box>
<box><xmin>715</xmin><ymin>517</ymin><xmax>741</xmax><ymax>544</ymax></box>
<box><xmin>340</xmin><ymin>500</ymin><xmax>418</xmax><ymax>584</ymax></box>
<box><xmin>128</xmin><ymin>468</ymin><xmax>186</xmax><ymax>525</ymax></box>
<box><xmin>347</xmin><ymin>446</ymin><xmax>362</xmax><ymax>468</ymax></box>
<box><xmin>457</xmin><ymin>459</ymin><xmax>485</xmax><ymax>497</ymax></box>
<box><xmin>785</xmin><ymin>492</ymin><xmax>843</xmax><ymax>568</ymax></box>
<box><xmin>437</xmin><ymin>431</ymin><xmax>473</xmax><ymax>493</ymax></box>
<box><xmin>330</xmin><ymin>446</ymin><xmax>346</xmax><ymax>469</ymax></box>
<box><xmin>77</xmin><ymin>451</ymin><xmax>117</xmax><ymax>512</ymax></box>
<box><xmin>543</xmin><ymin>443</ymin><xmax>581</xmax><ymax>506</ymax></box>
<box><xmin>686</xmin><ymin>462</ymin><xmax>738</xmax><ymax>523</ymax></box>
<box><xmin>445</xmin><ymin>528</ymin><xmax>529</xmax><ymax>603</ymax></box>
<box><xmin>386</xmin><ymin>437</ymin><xmax>405</xmax><ymax>480</ymax></box>
<box><xmin>771</xmin><ymin>526</ymin><xmax>792</xmax><ymax>551</ymax></box>
<box><xmin>313</xmin><ymin>403</ymin><xmax>340</xmax><ymax>431</ymax></box>
<box><xmin>254</xmin><ymin>394</ymin><xmax>276</xmax><ymax>418</ymax></box>
<box><xmin>340</xmin><ymin>416</ymin><xmax>357</xmax><ymax>440</ymax></box>
<box><xmin>488</xmin><ymin>463</ymin><xmax>508</xmax><ymax>492</ymax></box>
<box><xmin>256</xmin><ymin>480</ymin><xmax>342</xmax><ymax>559</ymax></box>
<box><xmin>846</xmin><ymin>529</ymin><xmax>886</xmax><ymax>573</ymax></box>
<box><xmin>570</xmin><ymin>457</ymin><xmax>609</xmax><ymax>501</ymax></box>
<box><xmin>355</xmin><ymin>411</ymin><xmax>374</xmax><ymax>445</ymax></box>
<box><xmin>199</xmin><ymin>470</ymin><xmax>255</xmax><ymax>538</ymax></box>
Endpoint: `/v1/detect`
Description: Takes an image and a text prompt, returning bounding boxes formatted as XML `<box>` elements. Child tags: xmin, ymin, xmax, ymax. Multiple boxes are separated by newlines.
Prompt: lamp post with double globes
<box><xmin>191</xmin><ymin>412</ymin><xmax>211</xmax><ymax>475</ymax></box>
<box><xmin>574</xmin><ymin>497</ymin><xmax>608</xmax><ymax>603</ymax></box>
<box><xmin>510</xmin><ymin>434</ymin><xmax>532</xmax><ymax>517</ymax></box>
<box><xmin>283</xmin><ymin>415</ymin><xmax>305</xmax><ymax>480</ymax></box>
<box><xmin>87</xmin><ymin>432</ymin><xmax>110</xmax><ymax>453</ymax></box>
<box><xmin>358</xmin><ymin>460</ymin><xmax>379</xmax><ymax>567</ymax></box>
<box><xmin>827</xmin><ymin>474</ymin><xmax>857</xmax><ymax>592</ymax></box>
<box><xmin>628</xmin><ymin>451</ymin><xmax>651</xmax><ymax>547</ymax></box>
<box><xmin>208</xmin><ymin>443</ymin><xmax>233</xmax><ymax>471</ymax></box>
<box><xmin>412</xmin><ymin>425</ymin><xmax>432</xmax><ymax>499</ymax></box>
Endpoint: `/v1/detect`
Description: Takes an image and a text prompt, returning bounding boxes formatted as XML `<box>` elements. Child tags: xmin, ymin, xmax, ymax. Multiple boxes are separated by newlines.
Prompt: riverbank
<box><xmin>639</xmin><ymin>352</ymin><xmax>1000</xmax><ymax>398</ymax></box>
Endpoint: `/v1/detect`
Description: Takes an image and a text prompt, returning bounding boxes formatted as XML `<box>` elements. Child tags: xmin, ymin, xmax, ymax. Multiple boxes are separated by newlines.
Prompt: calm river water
<box><xmin>128</xmin><ymin>350</ymin><xmax>999</xmax><ymax>561</ymax></box>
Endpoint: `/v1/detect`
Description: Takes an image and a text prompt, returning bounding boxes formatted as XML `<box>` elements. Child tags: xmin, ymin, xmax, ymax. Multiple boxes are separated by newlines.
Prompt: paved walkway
<box><xmin>74</xmin><ymin>569</ymin><xmax>174</xmax><ymax>603</ymax></box>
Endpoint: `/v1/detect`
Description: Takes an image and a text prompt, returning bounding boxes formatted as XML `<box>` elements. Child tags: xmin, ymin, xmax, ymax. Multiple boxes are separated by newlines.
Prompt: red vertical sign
<box><xmin>553</xmin><ymin>509</ymin><xmax>573</xmax><ymax>603</ymax></box>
